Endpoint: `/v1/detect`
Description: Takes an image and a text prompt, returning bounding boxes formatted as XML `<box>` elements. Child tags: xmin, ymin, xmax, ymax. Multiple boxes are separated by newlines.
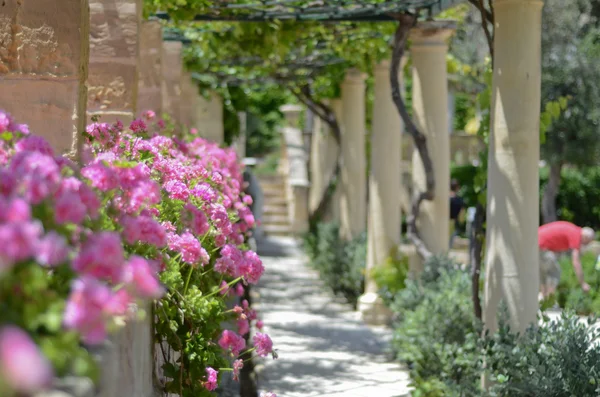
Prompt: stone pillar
<box><xmin>161</xmin><ymin>41</ymin><xmax>183</xmax><ymax>123</ymax></box>
<box><xmin>339</xmin><ymin>69</ymin><xmax>367</xmax><ymax>240</ymax></box>
<box><xmin>484</xmin><ymin>0</ymin><xmax>543</xmax><ymax>335</ymax></box>
<box><xmin>87</xmin><ymin>0</ymin><xmax>142</xmax><ymax>125</ymax></box>
<box><xmin>180</xmin><ymin>70</ymin><xmax>196</xmax><ymax>129</ymax></box>
<box><xmin>0</xmin><ymin>0</ymin><xmax>89</xmax><ymax>157</ymax></box>
<box><xmin>137</xmin><ymin>20</ymin><xmax>163</xmax><ymax>116</ymax></box>
<box><xmin>233</xmin><ymin>112</ymin><xmax>247</xmax><ymax>158</ymax></box>
<box><xmin>194</xmin><ymin>92</ymin><xmax>224</xmax><ymax>144</ymax></box>
<box><xmin>358</xmin><ymin>60</ymin><xmax>403</xmax><ymax>325</ymax></box>
<box><xmin>280</xmin><ymin>105</ymin><xmax>309</xmax><ymax>235</ymax></box>
<box><xmin>410</xmin><ymin>21</ymin><xmax>455</xmax><ymax>254</ymax></box>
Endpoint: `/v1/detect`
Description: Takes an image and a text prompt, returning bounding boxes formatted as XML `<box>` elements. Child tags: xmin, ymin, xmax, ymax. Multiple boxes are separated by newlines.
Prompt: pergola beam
<box><xmin>154</xmin><ymin>0</ymin><xmax>465</xmax><ymax>22</ymax></box>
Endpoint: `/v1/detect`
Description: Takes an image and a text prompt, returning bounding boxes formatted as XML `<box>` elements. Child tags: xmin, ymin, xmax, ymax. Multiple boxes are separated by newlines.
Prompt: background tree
<box><xmin>540</xmin><ymin>0</ymin><xmax>600</xmax><ymax>223</ymax></box>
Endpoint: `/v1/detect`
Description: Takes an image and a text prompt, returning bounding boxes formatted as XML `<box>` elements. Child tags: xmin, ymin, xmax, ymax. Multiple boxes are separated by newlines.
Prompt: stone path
<box><xmin>254</xmin><ymin>237</ymin><xmax>412</xmax><ymax>397</ymax></box>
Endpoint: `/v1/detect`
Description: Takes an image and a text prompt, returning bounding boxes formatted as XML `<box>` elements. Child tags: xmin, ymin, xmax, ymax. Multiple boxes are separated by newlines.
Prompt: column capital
<box><xmin>494</xmin><ymin>0</ymin><xmax>543</xmax><ymax>8</ymax></box>
<box><xmin>410</xmin><ymin>20</ymin><xmax>457</xmax><ymax>49</ymax></box>
<box><xmin>343</xmin><ymin>68</ymin><xmax>367</xmax><ymax>85</ymax></box>
<box><xmin>280</xmin><ymin>104</ymin><xmax>303</xmax><ymax>126</ymax></box>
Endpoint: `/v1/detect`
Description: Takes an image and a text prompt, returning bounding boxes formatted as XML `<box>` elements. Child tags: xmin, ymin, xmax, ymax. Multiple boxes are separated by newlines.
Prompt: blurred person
<box><xmin>538</xmin><ymin>221</ymin><xmax>595</xmax><ymax>299</ymax></box>
<box><xmin>449</xmin><ymin>179</ymin><xmax>465</xmax><ymax>249</ymax></box>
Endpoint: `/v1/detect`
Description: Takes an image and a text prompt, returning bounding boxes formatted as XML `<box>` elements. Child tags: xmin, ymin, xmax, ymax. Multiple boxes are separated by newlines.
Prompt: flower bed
<box><xmin>0</xmin><ymin>110</ymin><xmax>276</xmax><ymax>397</ymax></box>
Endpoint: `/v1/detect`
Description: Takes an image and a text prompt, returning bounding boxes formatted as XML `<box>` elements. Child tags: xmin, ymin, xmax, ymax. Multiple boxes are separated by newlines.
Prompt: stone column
<box><xmin>137</xmin><ymin>20</ymin><xmax>163</xmax><ymax>116</ymax></box>
<box><xmin>161</xmin><ymin>41</ymin><xmax>183</xmax><ymax>123</ymax></box>
<box><xmin>0</xmin><ymin>0</ymin><xmax>89</xmax><ymax>157</ymax></box>
<box><xmin>280</xmin><ymin>105</ymin><xmax>309</xmax><ymax>235</ymax></box>
<box><xmin>194</xmin><ymin>92</ymin><xmax>225</xmax><ymax>144</ymax></box>
<box><xmin>309</xmin><ymin>101</ymin><xmax>340</xmax><ymax>218</ymax></box>
<box><xmin>410</xmin><ymin>21</ymin><xmax>456</xmax><ymax>254</ymax></box>
<box><xmin>339</xmin><ymin>69</ymin><xmax>367</xmax><ymax>240</ymax></box>
<box><xmin>484</xmin><ymin>0</ymin><xmax>543</xmax><ymax>335</ymax></box>
<box><xmin>358</xmin><ymin>60</ymin><xmax>403</xmax><ymax>325</ymax></box>
<box><xmin>87</xmin><ymin>0</ymin><xmax>142</xmax><ymax>125</ymax></box>
<box><xmin>180</xmin><ymin>70</ymin><xmax>196</xmax><ymax>129</ymax></box>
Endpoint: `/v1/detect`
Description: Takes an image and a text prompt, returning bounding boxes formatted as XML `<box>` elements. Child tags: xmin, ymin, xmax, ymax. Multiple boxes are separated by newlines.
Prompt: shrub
<box><xmin>390</xmin><ymin>254</ymin><xmax>600</xmax><ymax>397</ymax></box>
<box><xmin>303</xmin><ymin>222</ymin><xmax>366</xmax><ymax>307</ymax></box>
<box><xmin>390</xmin><ymin>256</ymin><xmax>482</xmax><ymax>396</ymax></box>
<box><xmin>370</xmin><ymin>248</ymin><xmax>410</xmax><ymax>305</ymax></box>
<box><xmin>485</xmin><ymin>312</ymin><xmax>600</xmax><ymax>397</ymax></box>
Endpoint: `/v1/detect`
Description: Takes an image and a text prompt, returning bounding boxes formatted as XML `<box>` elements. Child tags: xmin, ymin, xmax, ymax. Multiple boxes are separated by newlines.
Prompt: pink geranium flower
<box><xmin>252</xmin><ymin>332</ymin><xmax>273</xmax><ymax>358</ymax></box>
<box><xmin>0</xmin><ymin>326</ymin><xmax>53</xmax><ymax>393</ymax></box>
<box><xmin>218</xmin><ymin>330</ymin><xmax>246</xmax><ymax>357</ymax></box>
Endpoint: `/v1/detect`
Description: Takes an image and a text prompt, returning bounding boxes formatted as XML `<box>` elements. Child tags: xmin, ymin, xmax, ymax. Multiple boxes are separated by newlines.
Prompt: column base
<box><xmin>357</xmin><ymin>292</ymin><xmax>393</xmax><ymax>326</ymax></box>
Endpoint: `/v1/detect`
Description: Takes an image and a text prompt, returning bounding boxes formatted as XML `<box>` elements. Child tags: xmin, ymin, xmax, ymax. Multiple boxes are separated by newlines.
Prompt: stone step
<box><xmin>262</xmin><ymin>214</ymin><xmax>290</xmax><ymax>226</ymax></box>
<box><xmin>263</xmin><ymin>197</ymin><xmax>287</xmax><ymax>207</ymax></box>
<box><xmin>262</xmin><ymin>188</ymin><xmax>286</xmax><ymax>198</ymax></box>
<box><xmin>262</xmin><ymin>224</ymin><xmax>293</xmax><ymax>236</ymax></box>
<box><xmin>263</xmin><ymin>205</ymin><xmax>288</xmax><ymax>216</ymax></box>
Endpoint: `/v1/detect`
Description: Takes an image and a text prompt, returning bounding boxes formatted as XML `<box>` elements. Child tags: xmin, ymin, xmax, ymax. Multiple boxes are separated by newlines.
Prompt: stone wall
<box><xmin>0</xmin><ymin>0</ymin><xmax>89</xmax><ymax>156</ymax></box>
<box><xmin>137</xmin><ymin>20</ymin><xmax>163</xmax><ymax>115</ymax></box>
<box><xmin>87</xmin><ymin>0</ymin><xmax>142</xmax><ymax>124</ymax></box>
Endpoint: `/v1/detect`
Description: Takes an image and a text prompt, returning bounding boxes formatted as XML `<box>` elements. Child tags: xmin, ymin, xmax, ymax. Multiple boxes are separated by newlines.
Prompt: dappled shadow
<box><xmin>255</xmin><ymin>237</ymin><xmax>410</xmax><ymax>396</ymax></box>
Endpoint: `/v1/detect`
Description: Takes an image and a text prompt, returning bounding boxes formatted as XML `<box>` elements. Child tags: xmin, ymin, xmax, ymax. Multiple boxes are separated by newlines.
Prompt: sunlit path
<box><xmin>254</xmin><ymin>237</ymin><xmax>411</xmax><ymax>397</ymax></box>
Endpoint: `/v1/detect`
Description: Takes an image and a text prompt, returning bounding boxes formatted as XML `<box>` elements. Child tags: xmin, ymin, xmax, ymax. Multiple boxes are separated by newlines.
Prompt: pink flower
<box><xmin>169</xmin><ymin>232</ymin><xmax>209</xmax><ymax>266</ymax></box>
<box><xmin>235</xmin><ymin>283</ymin><xmax>245</xmax><ymax>297</ymax></box>
<box><xmin>82</xmin><ymin>163</ymin><xmax>119</xmax><ymax>191</ymax></box>
<box><xmin>63</xmin><ymin>277</ymin><xmax>129</xmax><ymax>344</ymax></box>
<box><xmin>184</xmin><ymin>204</ymin><xmax>210</xmax><ymax>236</ymax></box>
<box><xmin>218</xmin><ymin>330</ymin><xmax>246</xmax><ymax>357</ymax></box>
<box><xmin>256</xmin><ymin>320</ymin><xmax>264</xmax><ymax>330</ymax></box>
<box><xmin>157</xmin><ymin>119</ymin><xmax>166</xmax><ymax>129</ymax></box>
<box><xmin>164</xmin><ymin>180</ymin><xmax>189</xmax><ymax>201</ymax></box>
<box><xmin>123</xmin><ymin>256</ymin><xmax>165</xmax><ymax>299</ymax></box>
<box><xmin>122</xmin><ymin>215</ymin><xmax>167</xmax><ymax>247</ymax></box>
<box><xmin>143</xmin><ymin>110</ymin><xmax>156</xmax><ymax>120</ymax></box>
<box><xmin>190</xmin><ymin>128</ymin><xmax>198</xmax><ymax>135</ymax></box>
<box><xmin>73</xmin><ymin>232</ymin><xmax>125</xmax><ymax>283</ymax></box>
<box><xmin>54</xmin><ymin>191</ymin><xmax>87</xmax><ymax>224</ymax></box>
<box><xmin>36</xmin><ymin>232</ymin><xmax>69</xmax><ymax>267</ymax></box>
<box><xmin>0</xmin><ymin>197</ymin><xmax>31</xmax><ymax>223</ymax></box>
<box><xmin>236</xmin><ymin>251</ymin><xmax>264</xmax><ymax>284</ymax></box>
<box><xmin>237</xmin><ymin>319</ymin><xmax>249</xmax><ymax>336</ymax></box>
<box><xmin>0</xmin><ymin>221</ymin><xmax>43</xmax><ymax>270</ymax></box>
<box><xmin>260</xmin><ymin>393</ymin><xmax>277</xmax><ymax>397</ymax></box>
<box><xmin>218</xmin><ymin>281</ymin><xmax>230</xmax><ymax>296</ymax></box>
<box><xmin>214</xmin><ymin>244</ymin><xmax>243</xmax><ymax>276</ymax></box>
<box><xmin>232</xmin><ymin>359</ymin><xmax>243</xmax><ymax>382</ymax></box>
<box><xmin>204</xmin><ymin>367</ymin><xmax>218</xmax><ymax>391</ymax></box>
<box><xmin>129</xmin><ymin>119</ymin><xmax>147</xmax><ymax>133</ymax></box>
<box><xmin>14</xmin><ymin>135</ymin><xmax>54</xmax><ymax>156</ymax></box>
<box><xmin>0</xmin><ymin>326</ymin><xmax>53</xmax><ymax>393</ymax></box>
<box><xmin>252</xmin><ymin>332</ymin><xmax>273</xmax><ymax>358</ymax></box>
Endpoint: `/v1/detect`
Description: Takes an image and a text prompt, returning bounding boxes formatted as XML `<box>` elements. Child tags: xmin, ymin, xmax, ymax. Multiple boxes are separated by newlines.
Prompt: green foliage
<box><xmin>552</xmin><ymin>252</ymin><xmax>600</xmax><ymax>315</ymax></box>
<box><xmin>389</xmin><ymin>255</ymin><xmax>600</xmax><ymax>397</ymax></box>
<box><xmin>370</xmin><ymin>248</ymin><xmax>409</xmax><ymax>305</ymax></box>
<box><xmin>485</xmin><ymin>312</ymin><xmax>600</xmax><ymax>397</ymax></box>
<box><xmin>541</xmin><ymin>0</ymin><xmax>600</xmax><ymax>167</ymax></box>
<box><xmin>302</xmin><ymin>222</ymin><xmax>366</xmax><ymax>307</ymax></box>
<box><xmin>390</xmin><ymin>256</ymin><xmax>482</xmax><ymax>396</ymax></box>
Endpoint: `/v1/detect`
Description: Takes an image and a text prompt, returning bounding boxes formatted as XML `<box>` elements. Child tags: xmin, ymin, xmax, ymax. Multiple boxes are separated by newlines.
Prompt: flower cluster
<box><xmin>0</xmin><ymin>110</ymin><xmax>274</xmax><ymax>397</ymax></box>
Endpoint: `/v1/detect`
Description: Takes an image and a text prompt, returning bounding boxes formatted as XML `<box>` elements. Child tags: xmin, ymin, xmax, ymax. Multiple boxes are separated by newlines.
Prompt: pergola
<box><xmin>154</xmin><ymin>0</ymin><xmax>544</xmax><ymax>336</ymax></box>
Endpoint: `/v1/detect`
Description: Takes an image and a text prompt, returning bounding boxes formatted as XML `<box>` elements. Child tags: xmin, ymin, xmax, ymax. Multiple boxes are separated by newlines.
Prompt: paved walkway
<box><xmin>254</xmin><ymin>237</ymin><xmax>412</xmax><ymax>397</ymax></box>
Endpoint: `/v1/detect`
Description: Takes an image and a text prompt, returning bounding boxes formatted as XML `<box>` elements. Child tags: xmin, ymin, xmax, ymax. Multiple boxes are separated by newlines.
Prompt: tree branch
<box><xmin>390</xmin><ymin>13</ymin><xmax>433</xmax><ymax>260</ymax></box>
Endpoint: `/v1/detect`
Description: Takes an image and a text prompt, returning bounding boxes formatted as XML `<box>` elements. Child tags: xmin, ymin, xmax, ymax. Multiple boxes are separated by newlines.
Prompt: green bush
<box><xmin>302</xmin><ymin>222</ymin><xmax>366</xmax><ymax>307</ymax></box>
<box><xmin>391</xmin><ymin>256</ymin><xmax>482</xmax><ymax>396</ymax></box>
<box><xmin>390</xmin><ymin>255</ymin><xmax>600</xmax><ymax>397</ymax></box>
<box><xmin>485</xmin><ymin>312</ymin><xmax>600</xmax><ymax>397</ymax></box>
<box><xmin>370</xmin><ymin>248</ymin><xmax>410</xmax><ymax>305</ymax></box>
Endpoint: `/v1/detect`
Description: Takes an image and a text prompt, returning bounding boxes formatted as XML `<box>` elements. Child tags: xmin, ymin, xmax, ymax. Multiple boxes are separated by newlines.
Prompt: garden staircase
<box><xmin>257</xmin><ymin>174</ymin><xmax>294</xmax><ymax>237</ymax></box>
